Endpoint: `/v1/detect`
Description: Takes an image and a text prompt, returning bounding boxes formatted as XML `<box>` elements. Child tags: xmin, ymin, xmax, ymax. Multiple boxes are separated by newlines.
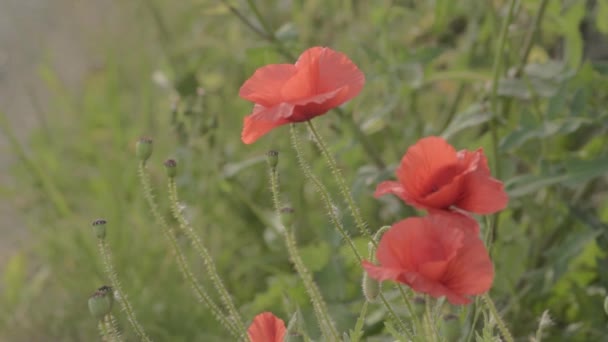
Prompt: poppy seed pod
<box><xmin>164</xmin><ymin>159</ymin><xmax>178</xmax><ymax>178</ymax></box>
<box><xmin>135</xmin><ymin>137</ymin><xmax>153</xmax><ymax>162</ymax></box>
<box><xmin>280</xmin><ymin>207</ymin><xmax>296</xmax><ymax>228</ymax></box>
<box><xmin>266</xmin><ymin>150</ymin><xmax>279</xmax><ymax>169</ymax></box>
<box><xmin>88</xmin><ymin>285</ymin><xmax>114</xmax><ymax>320</ymax></box>
<box><xmin>91</xmin><ymin>219</ymin><xmax>107</xmax><ymax>239</ymax></box>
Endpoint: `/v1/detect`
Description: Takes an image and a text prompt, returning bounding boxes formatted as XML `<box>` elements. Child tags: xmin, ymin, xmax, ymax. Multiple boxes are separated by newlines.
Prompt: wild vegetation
<box><xmin>1</xmin><ymin>0</ymin><xmax>608</xmax><ymax>341</ymax></box>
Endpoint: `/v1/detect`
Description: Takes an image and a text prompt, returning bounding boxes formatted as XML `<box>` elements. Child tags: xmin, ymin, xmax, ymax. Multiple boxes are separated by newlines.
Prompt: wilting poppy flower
<box><xmin>239</xmin><ymin>46</ymin><xmax>365</xmax><ymax>144</ymax></box>
<box><xmin>362</xmin><ymin>213</ymin><xmax>494</xmax><ymax>305</ymax></box>
<box><xmin>375</xmin><ymin>136</ymin><xmax>508</xmax><ymax>214</ymax></box>
<box><xmin>247</xmin><ymin>312</ymin><xmax>286</xmax><ymax>342</ymax></box>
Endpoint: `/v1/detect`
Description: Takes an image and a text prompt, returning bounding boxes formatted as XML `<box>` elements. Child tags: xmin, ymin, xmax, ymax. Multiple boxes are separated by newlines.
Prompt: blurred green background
<box><xmin>1</xmin><ymin>0</ymin><xmax>607</xmax><ymax>341</ymax></box>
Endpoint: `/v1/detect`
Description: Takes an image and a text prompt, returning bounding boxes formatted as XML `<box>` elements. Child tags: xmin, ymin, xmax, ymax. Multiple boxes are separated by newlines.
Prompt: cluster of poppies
<box><xmin>239</xmin><ymin>47</ymin><xmax>508</xmax><ymax>341</ymax></box>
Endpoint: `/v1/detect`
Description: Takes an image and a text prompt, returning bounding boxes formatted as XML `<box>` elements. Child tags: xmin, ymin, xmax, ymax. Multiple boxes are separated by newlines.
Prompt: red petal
<box><xmin>428</xmin><ymin>211</ymin><xmax>480</xmax><ymax>236</ymax></box>
<box><xmin>457</xmin><ymin>169</ymin><xmax>509</xmax><ymax>215</ymax></box>
<box><xmin>375</xmin><ymin>217</ymin><xmax>463</xmax><ymax>272</ymax></box>
<box><xmin>362</xmin><ymin>261</ymin><xmax>404</xmax><ymax>282</ymax></box>
<box><xmin>241</xmin><ymin>104</ymin><xmax>293</xmax><ymax>144</ymax></box>
<box><xmin>442</xmin><ymin>233</ymin><xmax>494</xmax><ymax>298</ymax></box>
<box><xmin>247</xmin><ymin>312</ymin><xmax>287</xmax><ymax>342</ymax></box>
<box><xmin>283</xmin><ymin>47</ymin><xmax>365</xmax><ymax>108</ymax></box>
<box><xmin>239</xmin><ymin>64</ymin><xmax>297</xmax><ymax>107</ymax></box>
<box><xmin>398</xmin><ymin>137</ymin><xmax>459</xmax><ymax>201</ymax></box>
<box><xmin>374</xmin><ymin>181</ymin><xmax>406</xmax><ymax>199</ymax></box>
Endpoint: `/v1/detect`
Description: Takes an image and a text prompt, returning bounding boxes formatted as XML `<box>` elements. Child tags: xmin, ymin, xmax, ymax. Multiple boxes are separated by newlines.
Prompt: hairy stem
<box><xmin>483</xmin><ymin>294</ymin><xmax>514</xmax><ymax>342</ymax></box>
<box><xmin>97</xmin><ymin>239</ymin><xmax>150</xmax><ymax>342</ymax></box>
<box><xmin>137</xmin><ymin>162</ymin><xmax>241</xmax><ymax>339</ymax></box>
<box><xmin>306</xmin><ymin>120</ymin><xmax>371</xmax><ymax>238</ymax></box>
<box><xmin>267</xmin><ymin>156</ymin><xmax>340</xmax><ymax>340</ymax></box>
<box><xmin>290</xmin><ymin>124</ymin><xmax>362</xmax><ymax>262</ymax></box>
<box><xmin>103</xmin><ymin>314</ymin><xmax>124</xmax><ymax>342</ymax></box>
<box><xmin>167</xmin><ymin>179</ymin><xmax>247</xmax><ymax>337</ymax></box>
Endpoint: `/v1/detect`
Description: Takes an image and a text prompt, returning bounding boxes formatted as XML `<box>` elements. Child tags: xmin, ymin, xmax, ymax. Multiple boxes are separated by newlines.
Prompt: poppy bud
<box><xmin>280</xmin><ymin>207</ymin><xmax>295</xmax><ymax>228</ymax></box>
<box><xmin>440</xmin><ymin>314</ymin><xmax>461</xmax><ymax>341</ymax></box>
<box><xmin>266</xmin><ymin>150</ymin><xmax>279</xmax><ymax>169</ymax></box>
<box><xmin>91</xmin><ymin>219</ymin><xmax>107</xmax><ymax>239</ymax></box>
<box><xmin>135</xmin><ymin>137</ymin><xmax>153</xmax><ymax>162</ymax></box>
<box><xmin>88</xmin><ymin>285</ymin><xmax>114</xmax><ymax>320</ymax></box>
<box><xmin>362</xmin><ymin>241</ymin><xmax>381</xmax><ymax>301</ymax></box>
<box><xmin>164</xmin><ymin>159</ymin><xmax>178</xmax><ymax>178</ymax></box>
<box><xmin>362</xmin><ymin>271</ymin><xmax>380</xmax><ymax>302</ymax></box>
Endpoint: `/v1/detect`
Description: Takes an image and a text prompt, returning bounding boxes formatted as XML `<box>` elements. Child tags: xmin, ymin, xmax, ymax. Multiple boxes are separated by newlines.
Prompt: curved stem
<box><xmin>306</xmin><ymin>120</ymin><xmax>371</xmax><ymax>238</ymax></box>
<box><xmin>483</xmin><ymin>294</ymin><xmax>514</xmax><ymax>342</ymax></box>
<box><xmin>98</xmin><ymin>239</ymin><xmax>151</xmax><ymax>342</ymax></box>
<box><xmin>290</xmin><ymin>124</ymin><xmax>362</xmax><ymax>262</ymax></box>
<box><xmin>137</xmin><ymin>162</ymin><xmax>241</xmax><ymax>339</ymax></box>
<box><xmin>167</xmin><ymin>179</ymin><xmax>247</xmax><ymax>338</ymax></box>
<box><xmin>267</xmin><ymin>156</ymin><xmax>340</xmax><ymax>340</ymax></box>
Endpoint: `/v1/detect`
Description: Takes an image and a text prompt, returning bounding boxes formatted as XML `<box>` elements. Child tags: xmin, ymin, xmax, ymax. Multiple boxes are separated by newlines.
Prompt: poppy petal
<box><xmin>457</xmin><ymin>170</ymin><xmax>509</xmax><ymax>214</ymax></box>
<box><xmin>316</xmin><ymin>48</ymin><xmax>365</xmax><ymax>105</ymax></box>
<box><xmin>239</xmin><ymin>64</ymin><xmax>297</xmax><ymax>107</ymax></box>
<box><xmin>247</xmin><ymin>312</ymin><xmax>287</xmax><ymax>342</ymax></box>
<box><xmin>241</xmin><ymin>104</ymin><xmax>293</xmax><ymax>144</ymax></box>
<box><xmin>398</xmin><ymin>137</ymin><xmax>459</xmax><ymax>199</ymax></box>
<box><xmin>362</xmin><ymin>261</ymin><xmax>404</xmax><ymax>282</ymax></box>
<box><xmin>374</xmin><ymin>181</ymin><xmax>406</xmax><ymax>199</ymax></box>
<box><xmin>404</xmin><ymin>272</ymin><xmax>471</xmax><ymax>305</ymax></box>
<box><xmin>442</xmin><ymin>233</ymin><xmax>494</xmax><ymax>297</ymax></box>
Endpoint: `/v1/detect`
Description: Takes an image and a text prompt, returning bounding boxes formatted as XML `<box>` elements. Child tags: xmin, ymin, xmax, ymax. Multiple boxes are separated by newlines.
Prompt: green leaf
<box><xmin>598</xmin><ymin>0</ymin><xmax>608</xmax><ymax>34</ymax></box>
<box><xmin>299</xmin><ymin>241</ymin><xmax>330</xmax><ymax>272</ymax></box>
<box><xmin>441</xmin><ymin>103</ymin><xmax>492</xmax><ymax>140</ymax></box>
<box><xmin>506</xmin><ymin>174</ymin><xmax>570</xmax><ymax>198</ymax></box>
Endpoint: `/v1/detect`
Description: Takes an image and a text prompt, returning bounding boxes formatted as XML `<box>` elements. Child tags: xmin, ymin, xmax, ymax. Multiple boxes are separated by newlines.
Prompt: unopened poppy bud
<box><xmin>440</xmin><ymin>314</ymin><xmax>460</xmax><ymax>341</ymax></box>
<box><xmin>280</xmin><ymin>207</ymin><xmax>295</xmax><ymax>228</ymax></box>
<box><xmin>88</xmin><ymin>285</ymin><xmax>114</xmax><ymax>320</ymax></box>
<box><xmin>91</xmin><ymin>219</ymin><xmax>107</xmax><ymax>239</ymax></box>
<box><xmin>362</xmin><ymin>271</ymin><xmax>380</xmax><ymax>302</ymax></box>
<box><xmin>136</xmin><ymin>137</ymin><xmax>153</xmax><ymax>162</ymax></box>
<box><xmin>266</xmin><ymin>150</ymin><xmax>279</xmax><ymax>169</ymax></box>
<box><xmin>164</xmin><ymin>159</ymin><xmax>177</xmax><ymax>178</ymax></box>
<box><xmin>285</xmin><ymin>311</ymin><xmax>305</xmax><ymax>342</ymax></box>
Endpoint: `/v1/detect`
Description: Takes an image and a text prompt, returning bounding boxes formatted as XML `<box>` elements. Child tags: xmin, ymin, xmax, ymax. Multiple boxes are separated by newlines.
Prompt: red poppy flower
<box><xmin>362</xmin><ymin>213</ymin><xmax>494</xmax><ymax>305</ymax></box>
<box><xmin>247</xmin><ymin>312</ymin><xmax>286</xmax><ymax>342</ymax></box>
<box><xmin>375</xmin><ymin>136</ymin><xmax>508</xmax><ymax>214</ymax></box>
<box><xmin>239</xmin><ymin>46</ymin><xmax>365</xmax><ymax>144</ymax></box>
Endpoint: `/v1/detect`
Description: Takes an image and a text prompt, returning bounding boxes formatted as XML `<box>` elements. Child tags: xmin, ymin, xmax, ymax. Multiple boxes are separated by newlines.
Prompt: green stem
<box><xmin>267</xmin><ymin>159</ymin><xmax>340</xmax><ymax>340</ymax></box>
<box><xmin>167</xmin><ymin>179</ymin><xmax>247</xmax><ymax>338</ymax></box>
<box><xmin>489</xmin><ymin>0</ymin><xmax>517</xmax><ymax>180</ymax></box>
<box><xmin>98</xmin><ymin>320</ymin><xmax>110</xmax><ymax>342</ymax></box>
<box><xmin>290</xmin><ymin>124</ymin><xmax>410</xmax><ymax>334</ymax></box>
<box><xmin>379</xmin><ymin>292</ymin><xmax>411</xmax><ymax>337</ymax></box>
<box><xmin>306</xmin><ymin>120</ymin><xmax>371</xmax><ymax>238</ymax></box>
<box><xmin>104</xmin><ymin>314</ymin><xmax>123</xmax><ymax>342</ymax></box>
<box><xmin>289</xmin><ymin>124</ymin><xmax>362</xmax><ymax>262</ymax></box>
<box><xmin>483</xmin><ymin>294</ymin><xmax>514</xmax><ymax>342</ymax></box>
<box><xmin>137</xmin><ymin>162</ymin><xmax>241</xmax><ymax>339</ymax></box>
<box><xmin>488</xmin><ymin>0</ymin><xmax>517</xmax><ymax>246</ymax></box>
<box><xmin>515</xmin><ymin>0</ymin><xmax>550</xmax><ymax>77</ymax></box>
<box><xmin>97</xmin><ymin>239</ymin><xmax>151</xmax><ymax>342</ymax></box>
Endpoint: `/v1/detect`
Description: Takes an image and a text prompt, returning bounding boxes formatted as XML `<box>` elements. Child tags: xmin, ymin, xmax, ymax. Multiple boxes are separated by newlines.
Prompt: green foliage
<box><xmin>1</xmin><ymin>0</ymin><xmax>608</xmax><ymax>341</ymax></box>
